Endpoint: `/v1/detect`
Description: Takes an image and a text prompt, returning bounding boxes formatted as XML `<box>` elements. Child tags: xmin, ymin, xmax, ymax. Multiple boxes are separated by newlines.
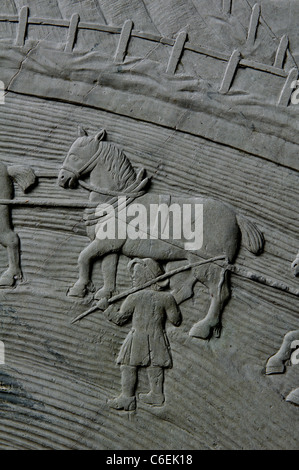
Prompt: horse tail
<box><xmin>236</xmin><ymin>214</ymin><xmax>264</xmax><ymax>255</ymax></box>
<box><xmin>7</xmin><ymin>165</ymin><xmax>36</xmax><ymax>192</ymax></box>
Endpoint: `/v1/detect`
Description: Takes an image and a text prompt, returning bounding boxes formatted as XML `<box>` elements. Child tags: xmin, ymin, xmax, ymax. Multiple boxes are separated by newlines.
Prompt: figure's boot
<box><xmin>108</xmin><ymin>365</ymin><xmax>137</xmax><ymax>411</ymax></box>
<box><xmin>139</xmin><ymin>367</ymin><xmax>165</xmax><ymax>406</ymax></box>
<box><xmin>108</xmin><ymin>394</ymin><xmax>136</xmax><ymax>411</ymax></box>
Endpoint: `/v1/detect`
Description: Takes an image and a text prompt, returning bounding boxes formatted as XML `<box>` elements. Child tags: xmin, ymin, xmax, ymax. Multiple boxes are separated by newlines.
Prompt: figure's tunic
<box><xmin>115</xmin><ymin>290</ymin><xmax>181</xmax><ymax>368</ymax></box>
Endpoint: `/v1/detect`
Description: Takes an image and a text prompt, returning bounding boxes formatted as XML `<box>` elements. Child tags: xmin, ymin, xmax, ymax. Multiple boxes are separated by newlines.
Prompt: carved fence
<box><xmin>0</xmin><ymin>3</ymin><xmax>297</xmax><ymax>106</ymax></box>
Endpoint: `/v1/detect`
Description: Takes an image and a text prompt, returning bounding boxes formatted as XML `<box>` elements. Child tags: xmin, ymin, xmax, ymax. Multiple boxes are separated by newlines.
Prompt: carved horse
<box><xmin>0</xmin><ymin>162</ymin><xmax>36</xmax><ymax>287</ymax></box>
<box><xmin>58</xmin><ymin>127</ymin><xmax>264</xmax><ymax>339</ymax></box>
<box><xmin>266</xmin><ymin>254</ymin><xmax>299</xmax><ymax>405</ymax></box>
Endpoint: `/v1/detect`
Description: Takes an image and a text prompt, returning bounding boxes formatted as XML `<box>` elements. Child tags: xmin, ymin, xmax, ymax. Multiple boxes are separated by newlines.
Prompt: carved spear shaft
<box><xmin>71</xmin><ymin>255</ymin><xmax>227</xmax><ymax>324</ymax></box>
<box><xmin>71</xmin><ymin>259</ymin><xmax>299</xmax><ymax>324</ymax></box>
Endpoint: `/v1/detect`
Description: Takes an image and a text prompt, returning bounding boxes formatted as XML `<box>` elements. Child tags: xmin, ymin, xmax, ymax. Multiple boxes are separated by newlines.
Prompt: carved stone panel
<box><xmin>0</xmin><ymin>0</ymin><xmax>298</xmax><ymax>451</ymax></box>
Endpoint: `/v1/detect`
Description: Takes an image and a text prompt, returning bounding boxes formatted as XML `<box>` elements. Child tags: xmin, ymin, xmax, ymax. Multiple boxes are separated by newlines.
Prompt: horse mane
<box><xmin>100</xmin><ymin>142</ymin><xmax>137</xmax><ymax>190</ymax></box>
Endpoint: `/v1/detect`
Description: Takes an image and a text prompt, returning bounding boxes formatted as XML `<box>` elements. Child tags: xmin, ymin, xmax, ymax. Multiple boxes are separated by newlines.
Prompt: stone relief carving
<box><xmin>0</xmin><ymin>0</ymin><xmax>298</xmax><ymax>450</ymax></box>
<box><xmin>106</xmin><ymin>258</ymin><xmax>181</xmax><ymax>411</ymax></box>
<box><xmin>265</xmin><ymin>253</ymin><xmax>299</xmax><ymax>406</ymax></box>
<box><xmin>0</xmin><ymin>162</ymin><xmax>36</xmax><ymax>287</ymax></box>
<box><xmin>58</xmin><ymin>127</ymin><xmax>265</xmax><ymax>341</ymax></box>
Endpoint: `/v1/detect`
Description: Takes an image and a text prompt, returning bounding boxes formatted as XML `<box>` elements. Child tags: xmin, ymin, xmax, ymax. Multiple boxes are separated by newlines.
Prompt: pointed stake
<box><xmin>274</xmin><ymin>35</ymin><xmax>289</xmax><ymax>69</ymax></box>
<box><xmin>166</xmin><ymin>31</ymin><xmax>187</xmax><ymax>74</ymax></box>
<box><xmin>222</xmin><ymin>0</ymin><xmax>232</xmax><ymax>15</ymax></box>
<box><xmin>65</xmin><ymin>13</ymin><xmax>80</xmax><ymax>53</ymax></box>
<box><xmin>246</xmin><ymin>3</ymin><xmax>260</xmax><ymax>48</ymax></box>
<box><xmin>15</xmin><ymin>6</ymin><xmax>29</xmax><ymax>47</ymax></box>
<box><xmin>219</xmin><ymin>49</ymin><xmax>241</xmax><ymax>94</ymax></box>
<box><xmin>114</xmin><ymin>19</ymin><xmax>133</xmax><ymax>62</ymax></box>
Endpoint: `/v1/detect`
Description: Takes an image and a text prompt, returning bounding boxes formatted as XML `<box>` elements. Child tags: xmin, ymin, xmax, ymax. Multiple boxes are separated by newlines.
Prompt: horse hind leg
<box><xmin>166</xmin><ymin>261</ymin><xmax>198</xmax><ymax>305</ymax></box>
<box><xmin>189</xmin><ymin>265</ymin><xmax>230</xmax><ymax>340</ymax></box>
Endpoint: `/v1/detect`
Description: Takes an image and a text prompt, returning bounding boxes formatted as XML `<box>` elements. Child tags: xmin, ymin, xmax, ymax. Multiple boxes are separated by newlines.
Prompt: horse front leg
<box><xmin>189</xmin><ymin>266</ymin><xmax>230</xmax><ymax>339</ymax></box>
<box><xmin>0</xmin><ymin>230</ymin><xmax>22</xmax><ymax>287</ymax></box>
<box><xmin>68</xmin><ymin>239</ymin><xmax>102</xmax><ymax>298</ymax></box>
<box><xmin>266</xmin><ymin>330</ymin><xmax>299</xmax><ymax>375</ymax></box>
<box><xmin>68</xmin><ymin>239</ymin><xmax>123</xmax><ymax>298</ymax></box>
<box><xmin>95</xmin><ymin>253</ymin><xmax>119</xmax><ymax>301</ymax></box>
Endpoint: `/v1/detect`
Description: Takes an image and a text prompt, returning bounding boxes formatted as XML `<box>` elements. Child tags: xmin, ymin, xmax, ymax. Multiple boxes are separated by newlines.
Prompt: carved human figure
<box><xmin>0</xmin><ymin>163</ymin><xmax>36</xmax><ymax>287</ymax></box>
<box><xmin>266</xmin><ymin>254</ymin><xmax>299</xmax><ymax>405</ymax></box>
<box><xmin>107</xmin><ymin>258</ymin><xmax>182</xmax><ymax>411</ymax></box>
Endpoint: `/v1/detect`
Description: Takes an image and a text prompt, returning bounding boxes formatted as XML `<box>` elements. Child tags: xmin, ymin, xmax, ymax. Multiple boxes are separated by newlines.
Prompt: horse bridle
<box><xmin>61</xmin><ymin>144</ymin><xmax>147</xmax><ymax>198</ymax></box>
<box><xmin>61</xmin><ymin>145</ymin><xmax>103</xmax><ymax>182</ymax></box>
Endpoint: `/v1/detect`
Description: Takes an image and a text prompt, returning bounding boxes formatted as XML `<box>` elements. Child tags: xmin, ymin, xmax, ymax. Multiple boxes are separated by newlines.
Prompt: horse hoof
<box><xmin>189</xmin><ymin>321</ymin><xmax>211</xmax><ymax>340</ymax></box>
<box><xmin>68</xmin><ymin>284</ymin><xmax>86</xmax><ymax>298</ymax></box>
<box><xmin>265</xmin><ymin>356</ymin><xmax>285</xmax><ymax>375</ymax></box>
<box><xmin>286</xmin><ymin>389</ymin><xmax>299</xmax><ymax>405</ymax></box>
<box><xmin>95</xmin><ymin>288</ymin><xmax>112</xmax><ymax>301</ymax></box>
<box><xmin>0</xmin><ymin>271</ymin><xmax>21</xmax><ymax>287</ymax></box>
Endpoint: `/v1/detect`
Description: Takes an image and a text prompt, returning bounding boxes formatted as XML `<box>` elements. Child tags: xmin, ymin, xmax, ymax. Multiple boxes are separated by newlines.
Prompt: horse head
<box><xmin>58</xmin><ymin>126</ymin><xmax>106</xmax><ymax>189</ymax></box>
<box><xmin>292</xmin><ymin>253</ymin><xmax>299</xmax><ymax>277</ymax></box>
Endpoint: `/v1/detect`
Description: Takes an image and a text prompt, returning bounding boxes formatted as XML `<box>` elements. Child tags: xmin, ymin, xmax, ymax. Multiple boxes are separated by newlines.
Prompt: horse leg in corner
<box><xmin>95</xmin><ymin>253</ymin><xmax>119</xmax><ymax>301</ymax></box>
<box><xmin>189</xmin><ymin>265</ymin><xmax>230</xmax><ymax>339</ymax></box>
<box><xmin>0</xmin><ymin>208</ymin><xmax>22</xmax><ymax>287</ymax></box>
<box><xmin>69</xmin><ymin>239</ymin><xmax>122</xmax><ymax>298</ymax></box>
<box><xmin>266</xmin><ymin>329</ymin><xmax>299</xmax><ymax>375</ymax></box>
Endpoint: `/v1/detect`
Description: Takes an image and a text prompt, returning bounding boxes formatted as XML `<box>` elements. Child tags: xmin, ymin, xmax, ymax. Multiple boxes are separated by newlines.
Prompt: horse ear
<box><xmin>95</xmin><ymin>129</ymin><xmax>106</xmax><ymax>142</ymax></box>
<box><xmin>78</xmin><ymin>126</ymin><xmax>88</xmax><ymax>137</ymax></box>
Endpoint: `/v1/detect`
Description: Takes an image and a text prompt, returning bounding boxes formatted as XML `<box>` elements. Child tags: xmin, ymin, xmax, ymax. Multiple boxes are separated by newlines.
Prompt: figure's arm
<box><xmin>165</xmin><ymin>294</ymin><xmax>182</xmax><ymax>327</ymax></box>
<box><xmin>106</xmin><ymin>295</ymin><xmax>135</xmax><ymax>326</ymax></box>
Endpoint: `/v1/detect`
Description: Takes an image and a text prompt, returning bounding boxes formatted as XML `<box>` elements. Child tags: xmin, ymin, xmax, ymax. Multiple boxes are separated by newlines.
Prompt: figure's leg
<box><xmin>95</xmin><ymin>253</ymin><xmax>119</xmax><ymax>301</ymax></box>
<box><xmin>189</xmin><ymin>265</ymin><xmax>230</xmax><ymax>339</ymax></box>
<box><xmin>266</xmin><ymin>330</ymin><xmax>299</xmax><ymax>375</ymax></box>
<box><xmin>139</xmin><ymin>367</ymin><xmax>165</xmax><ymax>406</ymax></box>
<box><xmin>108</xmin><ymin>365</ymin><xmax>137</xmax><ymax>411</ymax></box>
<box><xmin>0</xmin><ymin>229</ymin><xmax>22</xmax><ymax>287</ymax></box>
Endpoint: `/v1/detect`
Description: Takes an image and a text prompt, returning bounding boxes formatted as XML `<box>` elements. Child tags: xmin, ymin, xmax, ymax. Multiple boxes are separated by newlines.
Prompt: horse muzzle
<box><xmin>58</xmin><ymin>169</ymin><xmax>78</xmax><ymax>189</ymax></box>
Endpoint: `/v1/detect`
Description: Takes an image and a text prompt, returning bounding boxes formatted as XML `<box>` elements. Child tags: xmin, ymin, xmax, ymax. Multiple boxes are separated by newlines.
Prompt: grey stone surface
<box><xmin>0</xmin><ymin>0</ymin><xmax>298</xmax><ymax>450</ymax></box>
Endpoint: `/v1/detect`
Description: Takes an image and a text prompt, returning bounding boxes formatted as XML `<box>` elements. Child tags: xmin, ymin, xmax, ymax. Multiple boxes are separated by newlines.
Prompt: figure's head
<box><xmin>58</xmin><ymin>126</ymin><xmax>106</xmax><ymax>189</ymax></box>
<box><xmin>128</xmin><ymin>258</ymin><xmax>169</xmax><ymax>290</ymax></box>
<box><xmin>292</xmin><ymin>253</ymin><xmax>299</xmax><ymax>277</ymax></box>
